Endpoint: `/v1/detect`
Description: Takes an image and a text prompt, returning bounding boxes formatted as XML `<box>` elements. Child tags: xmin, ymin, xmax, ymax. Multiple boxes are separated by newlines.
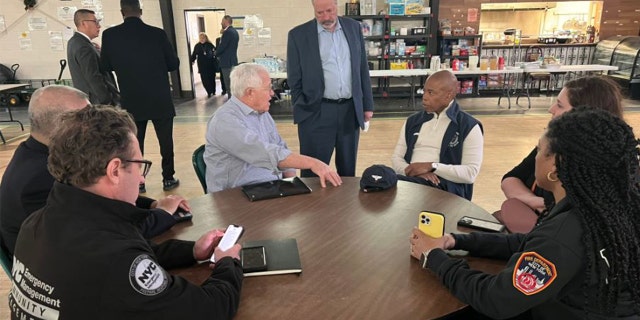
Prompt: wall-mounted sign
<box><xmin>28</xmin><ymin>16</ymin><xmax>47</xmax><ymax>31</ymax></box>
<box><xmin>468</xmin><ymin>8</ymin><xmax>478</xmax><ymax>22</ymax></box>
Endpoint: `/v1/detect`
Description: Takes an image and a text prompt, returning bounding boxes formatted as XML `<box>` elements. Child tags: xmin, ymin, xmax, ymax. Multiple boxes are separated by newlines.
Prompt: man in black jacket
<box><xmin>100</xmin><ymin>0</ymin><xmax>180</xmax><ymax>192</ymax></box>
<box><xmin>0</xmin><ymin>85</ymin><xmax>187</xmax><ymax>258</ymax></box>
<box><xmin>9</xmin><ymin>105</ymin><xmax>243</xmax><ymax>319</ymax></box>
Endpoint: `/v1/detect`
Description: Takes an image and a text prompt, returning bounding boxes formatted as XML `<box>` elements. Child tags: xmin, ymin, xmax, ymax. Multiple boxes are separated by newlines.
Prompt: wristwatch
<box><xmin>420</xmin><ymin>250</ymin><xmax>432</xmax><ymax>269</ymax></box>
<box><xmin>430</xmin><ymin>163</ymin><xmax>439</xmax><ymax>172</ymax></box>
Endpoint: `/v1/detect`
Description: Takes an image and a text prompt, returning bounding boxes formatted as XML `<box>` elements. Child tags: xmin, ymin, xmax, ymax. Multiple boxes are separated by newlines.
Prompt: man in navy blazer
<box><xmin>287</xmin><ymin>0</ymin><xmax>374</xmax><ymax>177</ymax></box>
<box><xmin>216</xmin><ymin>15</ymin><xmax>239</xmax><ymax>99</ymax></box>
<box><xmin>100</xmin><ymin>0</ymin><xmax>180</xmax><ymax>192</ymax></box>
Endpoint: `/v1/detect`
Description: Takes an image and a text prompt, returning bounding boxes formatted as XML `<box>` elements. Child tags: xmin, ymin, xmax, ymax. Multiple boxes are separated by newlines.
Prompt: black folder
<box><xmin>241</xmin><ymin>238</ymin><xmax>302</xmax><ymax>277</ymax></box>
<box><xmin>241</xmin><ymin>177</ymin><xmax>311</xmax><ymax>201</ymax></box>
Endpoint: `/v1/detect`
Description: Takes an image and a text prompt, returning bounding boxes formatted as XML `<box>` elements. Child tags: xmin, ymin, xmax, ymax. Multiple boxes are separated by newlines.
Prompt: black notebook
<box><xmin>241</xmin><ymin>177</ymin><xmax>311</xmax><ymax>201</ymax></box>
<box><xmin>241</xmin><ymin>238</ymin><xmax>302</xmax><ymax>277</ymax></box>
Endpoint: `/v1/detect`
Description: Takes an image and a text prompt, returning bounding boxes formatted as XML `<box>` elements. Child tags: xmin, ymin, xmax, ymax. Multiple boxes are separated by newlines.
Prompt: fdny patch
<box><xmin>129</xmin><ymin>255</ymin><xmax>168</xmax><ymax>296</ymax></box>
<box><xmin>513</xmin><ymin>252</ymin><xmax>557</xmax><ymax>295</ymax></box>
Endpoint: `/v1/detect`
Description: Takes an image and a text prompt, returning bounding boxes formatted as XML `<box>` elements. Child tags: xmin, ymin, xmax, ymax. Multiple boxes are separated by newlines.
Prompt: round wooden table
<box><xmin>155</xmin><ymin>177</ymin><xmax>505</xmax><ymax>319</ymax></box>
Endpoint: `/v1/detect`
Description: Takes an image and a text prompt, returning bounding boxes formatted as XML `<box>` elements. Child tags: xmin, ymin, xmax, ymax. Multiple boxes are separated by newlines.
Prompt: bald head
<box><xmin>422</xmin><ymin>70</ymin><xmax>459</xmax><ymax>114</ymax></box>
<box><xmin>28</xmin><ymin>85</ymin><xmax>89</xmax><ymax>144</ymax></box>
<box><xmin>428</xmin><ymin>70</ymin><xmax>459</xmax><ymax>93</ymax></box>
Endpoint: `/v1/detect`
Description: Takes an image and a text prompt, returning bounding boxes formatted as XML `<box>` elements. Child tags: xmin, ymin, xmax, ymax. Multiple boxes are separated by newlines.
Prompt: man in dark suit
<box><xmin>67</xmin><ymin>9</ymin><xmax>119</xmax><ymax>105</ymax></box>
<box><xmin>287</xmin><ymin>0</ymin><xmax>374</xmax><ymax>177</ymax></box>
<box><xmin>100</xmin><ymin>0</ymin><xmax>180</xmax><ymax>192</ymax></box>
<box><xmin>216</xmin><ymin>15</ymin><xmax>239</xmax><ymax>98</ymax></box>
<box><xmin>215</xmin><ymin>35</ymin><xmax>227</xmax><ymax>95</ymax></box>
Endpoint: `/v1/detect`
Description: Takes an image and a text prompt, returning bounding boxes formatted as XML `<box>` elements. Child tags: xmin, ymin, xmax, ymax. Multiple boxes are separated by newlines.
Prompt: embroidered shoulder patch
<box><xmin>513</xmin><ymin>252</ymin><xmax>557</xmax><ymax>295</ymax></box>
<box><xmin>129</xmin><ymin>254</ymin><xmax>168</xmax><ymax>296</ymax></box>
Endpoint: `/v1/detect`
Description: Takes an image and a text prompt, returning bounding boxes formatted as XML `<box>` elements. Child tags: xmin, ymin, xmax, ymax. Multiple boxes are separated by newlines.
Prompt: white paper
<box><xmin>363</xmin><ymin>121</ymin><xmax>370</xmax><ymax>132</ymax></box>
<box><xmin>62</xmin><ymin>27</ymin><xmax>74</xmax><ymax>41</ymax></box>
<box><xmin>0</xmin><ymin>16</ymin><xmax>6</xmax><ymax>33</ymax></box>
<box><xmin>257</xmin><ymin>27</ymin><xmax>271</xmax><ymax>46</ymax></box>
<box><xmin>57</xmin><ymin>6</ymin><xmax>77</xmax><ymax>21</ymax></box>
<box><xmin>19</xmin><ymin>38</ymin><xmax>32</xmax><ymax>51</ymax></box>
<box><xmin>49</xmin><ymin>31</ymin><xmax>64</xmax><ymax>51</ymax></box>
<box><xmin>28</xmin><ymin>16</ymin><xmax>47</xmax><ymax>31</ymax></box>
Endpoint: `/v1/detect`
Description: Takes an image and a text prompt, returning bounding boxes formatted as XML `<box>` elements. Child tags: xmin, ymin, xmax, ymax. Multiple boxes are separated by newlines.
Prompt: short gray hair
<box><xmin>311</xmin><ymin>0</ymin><xmax>338</xmax><ymax>4</ymax></box>
<box><xmin>28</xmin><ymin>85</ymin><xmax>89</xmax><ymax>138</ymax></box>
<box><xmin>229</xmin><ymin>63</ymin><xmax>269</xmax><ymax>97</ymax></box>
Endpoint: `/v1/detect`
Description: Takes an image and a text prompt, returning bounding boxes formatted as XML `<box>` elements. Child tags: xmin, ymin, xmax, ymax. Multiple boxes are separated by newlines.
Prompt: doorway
<box><xmin>184</xmin><ymin>9</ymin><xmax>226</xmax><ymax>98</ymax></box>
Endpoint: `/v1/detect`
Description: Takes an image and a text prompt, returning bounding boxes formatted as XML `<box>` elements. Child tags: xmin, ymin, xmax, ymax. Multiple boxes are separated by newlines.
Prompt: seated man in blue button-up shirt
<box><xmin>204</xmin><ymin>63</ymin><xmax>342</xmax><ymax>193</ymax></box>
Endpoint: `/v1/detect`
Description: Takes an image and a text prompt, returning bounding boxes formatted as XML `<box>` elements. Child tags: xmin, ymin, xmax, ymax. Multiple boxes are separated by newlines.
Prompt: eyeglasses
<box><xmin>253</xmin><ymin>85</ymin><xmax>274</xmax><ymax>92</ymax></box>
<box><xmin>83</xmin><ymin>19</ymin><xmax>101</xmax><ymax>26</ymax></box>
<box><xmin>124</xmin><ymin>159</ymin><xmax>152</xmax><ymax>178</ymax></box>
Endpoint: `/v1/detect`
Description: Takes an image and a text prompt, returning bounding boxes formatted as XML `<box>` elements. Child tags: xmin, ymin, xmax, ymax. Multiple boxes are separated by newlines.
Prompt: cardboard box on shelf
<box><xmin>404</xmin><ymin>0</ymin><xmax>424</xmax><ymax>15</ymax></box>
<box><xmin>460</xmin><ymin>80</ymin><xmax>474</xmax><ymax>94</ymax></box>
<box><xmin>389</xmin><ymin>3</ymin><xmax>405</xmax><ymax>15</ymax></box>
<box><xmin>390</xmin><ymin>61</ymin><xmax>408</xmax><ymax>69</ymax></box>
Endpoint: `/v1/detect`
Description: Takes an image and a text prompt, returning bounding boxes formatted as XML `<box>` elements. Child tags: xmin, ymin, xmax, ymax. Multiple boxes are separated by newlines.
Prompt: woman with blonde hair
<box><xmin>190</xmin><ymin>32</ymin><xmax>218</xmax><ymax>97</ymax></box>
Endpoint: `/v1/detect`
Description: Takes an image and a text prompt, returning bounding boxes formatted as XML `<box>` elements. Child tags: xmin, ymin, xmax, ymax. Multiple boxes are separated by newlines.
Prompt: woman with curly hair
<box><xmin>410</xmin><ymin>108</ymin><xmax>640</xmax><ymax>319</ymax></box>
<box><xmin>497</xmin><ymin>75</ymin><xmax>623</xmax><ymax>233</ymax></box>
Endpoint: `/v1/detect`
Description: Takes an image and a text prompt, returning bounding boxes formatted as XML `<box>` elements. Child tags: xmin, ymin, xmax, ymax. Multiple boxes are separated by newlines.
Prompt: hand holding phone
<box><xmin>173</xmin><ymin>207</ymin><xmax>193</xmax><ymax>222</ymax></box>
<box><xmin>210</xmin><ymin>224</ymin><xmax>244</xmax><ymax>263</ymax></box>
<box><xmin>418</xmin><ymin>211</ymin><xmax>445</xmax><ymax>238</ymax></box>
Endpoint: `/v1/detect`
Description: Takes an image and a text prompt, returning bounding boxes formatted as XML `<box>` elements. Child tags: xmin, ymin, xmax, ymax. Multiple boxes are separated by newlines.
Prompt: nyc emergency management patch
<box><xmin>129</xmin><ymin>255</ymin><xmax>168</xmax><ymax>296</ymax></box>
<box><xmin>513</xmin><ymin>252</ymin><xmax>557</xmax><ymax>295</ymax></box>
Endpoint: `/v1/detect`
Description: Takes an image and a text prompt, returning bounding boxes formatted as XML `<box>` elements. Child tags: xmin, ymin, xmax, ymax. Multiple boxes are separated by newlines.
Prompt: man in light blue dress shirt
<box><xmin>287</xmin><ymin>0</ymin><xmax>374</xmax><ymax>177</ymax></box>
<box><xmin>204</xmin><ymin>63</ymin><xmax>343</xmax><ymax>193</ymax></box>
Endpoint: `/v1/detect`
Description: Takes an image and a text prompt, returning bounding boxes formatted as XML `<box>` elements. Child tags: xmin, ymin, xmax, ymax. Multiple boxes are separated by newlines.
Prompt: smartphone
<box><xmin>457</xmin><ymin>216</ymin><xmax>505</xmax><ymax>233</ymax></box>
<box><xmin>418</xmin><ymin>211</ymin><xmax>445</xmax><ymax>238</ymax></box>
<box><xmin>173</xmin><ymin>207</ymin><xmax>193</xmax><ymax>222</ymax></box>
<box><xmin>241</xmin><ymin>246</ymin><xmax>268</xmax><ymax>273</ymax></box>
<box><xmin>210</xmin><ymin>224</ymin><xmax>244</xmax><ymax>263</ymax></box>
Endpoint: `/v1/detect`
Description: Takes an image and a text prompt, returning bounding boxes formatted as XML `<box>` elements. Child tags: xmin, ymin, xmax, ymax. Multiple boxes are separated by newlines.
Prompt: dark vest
<box><xmin>403</xmin><ymin>101</ymin><xmax>482</xmax><ymax>200</ymax></box>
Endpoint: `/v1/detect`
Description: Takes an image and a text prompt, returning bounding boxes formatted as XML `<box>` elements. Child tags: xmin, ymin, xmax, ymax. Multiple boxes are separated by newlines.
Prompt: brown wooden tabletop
<box><xmin>154</xmin><ymin>177</ymin><xmax>505</xmax><ymax>319</ymax></box>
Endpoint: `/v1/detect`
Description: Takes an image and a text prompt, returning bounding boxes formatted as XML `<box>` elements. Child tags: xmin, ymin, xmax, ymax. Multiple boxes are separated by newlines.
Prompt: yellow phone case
<box><xmin>418</xmin><ymin>211</ymin><xmax>445</xmax><ymax>238</ymax></box>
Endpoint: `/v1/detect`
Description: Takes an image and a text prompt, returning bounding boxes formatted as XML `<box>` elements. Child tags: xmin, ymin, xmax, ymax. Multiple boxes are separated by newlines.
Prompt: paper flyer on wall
<box><xmin>258</xmin><ymin>27</ymin><xmax>271</xmax><ymax>46</ymax></box>
<box><xmin>57</xmin><ymin>7</ymin><xmax>77</xmax><ymax>21</ymax></box>
<box><xmin>28</xmin><ymin>16</ymin><xmax>47</xmax><ymax>31</ymax></box>
<box><xmin>242</xmin><ymin>15</ymin><xmax>263</xmax><ymax>46</ymax></box>
<box><xmin>62</xmin><ymin>26</ymin><xmax>74</xmax><ymax>41</ymax></box>
<box><xmin>19</xmin><ymin>38</ymin><xmax>33</xmax><ymax>51</ymax></box>
<box><xmin>49</xmin><ymin>31</ymin><xmax>64</xmax><ymax>51</ymax></box>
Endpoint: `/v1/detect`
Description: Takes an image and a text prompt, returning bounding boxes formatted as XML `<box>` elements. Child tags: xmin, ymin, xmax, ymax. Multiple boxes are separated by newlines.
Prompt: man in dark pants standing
<box><xmin>287</xmin><ymin>0</ymin><xmax>374</xmax><ymax>177</ymax></box>
<box><xmin>216</xmin><ymin>15</ymin><xmax>239</xmax><ymax>99</ymax></box>
<box><xmin>215</xmin><ymin>35</ymin><xmax>227</xmax><ymax>96</ymax></box>
<box><xmin>101</xmin><ymin>0</ymin><xmax>180</xmax><ymax>192</ymax></box>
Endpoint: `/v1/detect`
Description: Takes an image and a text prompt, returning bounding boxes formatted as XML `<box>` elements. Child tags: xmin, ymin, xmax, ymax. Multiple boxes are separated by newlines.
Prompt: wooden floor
<box><xmin>1</xmin><ymin>107</ymin><xmax>640</xmax><ymax>318</ymax></box>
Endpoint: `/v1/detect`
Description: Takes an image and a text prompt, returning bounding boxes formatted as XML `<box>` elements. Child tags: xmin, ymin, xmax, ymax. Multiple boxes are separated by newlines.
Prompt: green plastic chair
<box><xmin>192</xmin><ymin>144</ymin><xmax>208</xmax><ymax>194</ymax></box>
<box><xmin>0</xmin><ymin>240</ymin><xmax>13</xmax><ymax>278</ymax></box>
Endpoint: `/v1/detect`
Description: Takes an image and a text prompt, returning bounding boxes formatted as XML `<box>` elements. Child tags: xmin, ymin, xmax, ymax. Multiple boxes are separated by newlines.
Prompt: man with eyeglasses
<box><xmin>67</xmin><ymin>8</ymin><xmax>119</xmax><ymax>105</ymax></box>
<box><xmin>205</xmin><ymin>63</ymin><xmax>342</xmax><ymax>192</ymax></box>
<box><xmin>0</xmin><ymin>86</ymin><xmax>189</xmax><ymax>259</ymax></box>
<box><xmin>9</xmin><ymin>105</ymin><xmax>243</xmax><ymax>319</ymax></box>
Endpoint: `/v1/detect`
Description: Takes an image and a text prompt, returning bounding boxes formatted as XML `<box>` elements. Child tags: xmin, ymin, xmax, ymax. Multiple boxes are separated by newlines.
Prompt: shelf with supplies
<box><xmin>345</xmin><ymin>1</ymin><xmax>440</xmax><ymax>99</ymax></box>
<box><xmin>437</xmin><ymin>35</ymin><xmax>483</xmax><ymax>68</ymax></box>
<box><xmin>437</xmin><ymin>34</ymin><xmax>484</xmax><ymax>96</ymax></box>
